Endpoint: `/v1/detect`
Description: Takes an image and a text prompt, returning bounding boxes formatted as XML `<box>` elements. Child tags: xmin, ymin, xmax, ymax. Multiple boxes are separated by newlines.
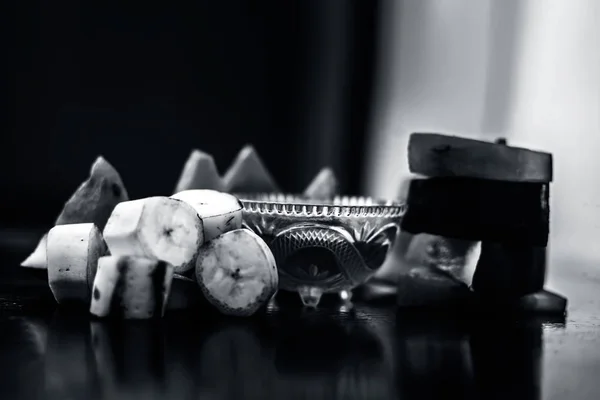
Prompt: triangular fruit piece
<box><xmin>173</xmin><ymin>149</ymin><xmax>224</xmax><ymax>194</ymax></box>
<box><xmin>55</xmin><ymin>156</ymin><xmax>129</xmax><ymax>228</ymax></box>
<box><xmin>20</xmin><ymin>234</ymin><xmax>48</xmax><ymax>269</ymax></box>
<box><xmin>21</xmin><ymin>156</ymin><xmax>129</xmax><ymax>269</ymax></box>
<box><xmin>397</xmin><ymin>265</ymin><xmax>474</xmax><ymax>308</ymax></box>
<box><xmin>222</xmin><ymin>145</ymin><xmax>279</xmax><ymax>193</ymax></box>
<box><xmin>303</xmin><ymin>167</ymin><xmax>338</xmax><ymax>201</ymax></box>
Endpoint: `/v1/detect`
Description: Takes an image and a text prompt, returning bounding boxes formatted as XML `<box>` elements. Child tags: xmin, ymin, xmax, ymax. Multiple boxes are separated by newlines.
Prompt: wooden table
<box><xmin>0</xmin><ymin>229</ymin><xmax>598</xmax><ymax>400</ymax></box>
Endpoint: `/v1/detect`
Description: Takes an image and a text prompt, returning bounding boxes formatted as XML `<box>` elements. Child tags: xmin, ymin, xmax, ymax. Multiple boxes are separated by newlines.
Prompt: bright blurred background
<box><xmin>364</xmin><ymin>0</ymin><xmax>600</xmax><ymax>277</ymax></box>
<box><xmin>5</xmin><ymin>0</ymin><xmax>600</xmax><ymax>272</ymax></box>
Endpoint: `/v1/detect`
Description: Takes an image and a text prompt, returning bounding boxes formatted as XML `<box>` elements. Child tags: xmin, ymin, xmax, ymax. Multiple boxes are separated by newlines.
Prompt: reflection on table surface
<box><xmin>2</xmin><ymin>237</ymin><xmax>598</xmax><ymax>400</ymax></box>
<box><xmin>0</xmin><ymin>294</ymin><xmax>564</xmax><ymax>400</ymax></box>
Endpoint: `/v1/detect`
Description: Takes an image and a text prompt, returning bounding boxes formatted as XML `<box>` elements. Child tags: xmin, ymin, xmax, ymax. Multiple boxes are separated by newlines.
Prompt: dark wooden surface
<box><xmin>1</xmin><ymin>229</ymin><xmax>599</xmax><ymax>400</ymax></box>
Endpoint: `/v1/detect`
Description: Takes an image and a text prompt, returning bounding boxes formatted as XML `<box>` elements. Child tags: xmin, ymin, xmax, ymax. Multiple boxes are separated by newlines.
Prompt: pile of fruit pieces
<box><xmin>20</xmin><ymin>146</ymin><xmax>339</xmax><ymax>319</ymax></box>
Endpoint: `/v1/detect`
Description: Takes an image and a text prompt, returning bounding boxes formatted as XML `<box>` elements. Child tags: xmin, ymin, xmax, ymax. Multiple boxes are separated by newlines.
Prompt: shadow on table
<box><xmin>0</xmin><ymin>307</ymin><xmax>566</xmax><ymax>400</ymax></box>
<box><xmin>395</xmin><ymin>312</ymin><xmax>564</xmax><ymax>400</ymax></box>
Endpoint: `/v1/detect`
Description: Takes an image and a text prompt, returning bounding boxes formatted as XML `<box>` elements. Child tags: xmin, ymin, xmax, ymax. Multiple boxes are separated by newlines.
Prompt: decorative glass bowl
<box><xmin>237</xmin><ymin>194</ymin><xmax>406</xmax><ymax>307</ymax></box>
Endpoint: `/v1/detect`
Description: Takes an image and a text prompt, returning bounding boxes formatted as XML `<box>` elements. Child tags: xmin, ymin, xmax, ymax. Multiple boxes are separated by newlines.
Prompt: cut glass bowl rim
<box><xmin>236</xmin><ymin>193</ymin><xmax>407</xmax><ymax>218</ymax></box>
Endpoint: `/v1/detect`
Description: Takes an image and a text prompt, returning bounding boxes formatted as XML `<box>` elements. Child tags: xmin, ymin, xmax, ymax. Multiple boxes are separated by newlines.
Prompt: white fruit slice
<box><xmin>167</xmin><ymin>274</ymin><xmax>202</xmax><ymax>311</ymax></box>
<box><xmin>90</xmin><ymin>255</ymin><xmax>174</xmax><ymax>319</ymax></box>
<box><xmin>21</xmin><ymin>156</ymin><xmax>129</xmax><ymax>269</ymax></box>
<box><xmin>47</xmin><ymin>223</ymin><xmax>108</xmax><ymax>305</ymax></box>
<box><xmin>21</xmin><ymin>234</ymin><xmax>48</xmax><ymax>270</ymax></box>
<box><xmin>222</xmin><ymin>145</ymin><xmax>279</xmax><ymax>193</ymax></box>
<box><xmin>195</xmin><ymin>229</ymin><xmax>278</xmax><ymax>316</ymax></box>
<box><xmin>103</xmin><ymin>196</ymin><xmax>203</xmax><ymax>273</ymax></box>
<box><xmin>174</xmin><ymin>149</ymin><xmax>224</xmax><ymax>193</ymax></box>
<box><xmin>303</xmin><ymin>167</ymin><xmax>339</xmax><ymax>200</ymax></box>
<box><xmin>170</xmin><ymin>189</ymin><xmax>243</xmax><ymax>242</ymax></box>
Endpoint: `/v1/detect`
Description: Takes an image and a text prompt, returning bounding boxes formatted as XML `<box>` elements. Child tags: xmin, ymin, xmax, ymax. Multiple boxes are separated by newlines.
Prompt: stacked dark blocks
<box><xmin>400</xmin><ymin>133</ymin><xmax>566</xmax><ymax>315</ymax></box>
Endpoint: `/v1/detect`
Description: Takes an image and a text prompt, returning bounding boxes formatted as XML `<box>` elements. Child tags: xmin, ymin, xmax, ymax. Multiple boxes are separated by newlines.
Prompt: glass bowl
<box><xmin>237</xmin><ymin>194</ymin><xmax>406</xmax><ymax>307</ymax></box>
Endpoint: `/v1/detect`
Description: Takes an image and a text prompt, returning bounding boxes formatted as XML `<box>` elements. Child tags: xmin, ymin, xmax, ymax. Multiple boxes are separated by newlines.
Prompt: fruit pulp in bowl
<box><xmin>237</xmin><ymin>194</ymin><xmax>406</xmax><ymax>307</ymax></box>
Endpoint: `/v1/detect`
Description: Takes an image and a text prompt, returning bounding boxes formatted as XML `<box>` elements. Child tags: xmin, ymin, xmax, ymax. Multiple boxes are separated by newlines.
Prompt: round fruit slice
<box><xmin>47</xmin><ymin>223</ymin><xmax>108</xmax><ymax>305</ymax></box>
<box><xmin>103</xmin><ymin>196</ymin><xmax>204</xmax><ymax>273</ymax></box>
<box><xmin>90</xmin><ymin>255</ymin><xmax>174</xmax><ymax>319</ymax></box>
<box><xmin>195</xmin><ymin>229</ymin><xmax>278</xmax><ymax>316</ymax></box>
<box><xmin>170</xmin><ymin>189</ymin><xmax>243</xmax><ymax>242</ymax></box>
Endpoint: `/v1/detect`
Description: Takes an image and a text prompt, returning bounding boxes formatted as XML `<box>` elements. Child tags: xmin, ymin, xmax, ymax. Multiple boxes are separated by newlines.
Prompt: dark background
<box><xmin>5</xmin><ymin>1</ymin><xmax>381</xmax><ymax>228</ymax></box>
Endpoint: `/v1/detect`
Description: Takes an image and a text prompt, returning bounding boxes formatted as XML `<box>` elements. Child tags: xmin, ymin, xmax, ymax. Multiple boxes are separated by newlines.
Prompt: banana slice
<box><xmin>174</xmin><ymin>149</ymin><xmax>224</xmax><ymax>193</ymax></box>
<box><xmin>47</xmin><ymin>223</ymin><xmax>108</xmax><ymax>305</ymax></box>
<box><xmin>21</xmin><ymin>156</ymin><xmax>128</xmax><ymax>269</ymax></box>
<box><xmin>222</xmin><ymin>145</ymin><xmax>279</xmax><ymax>193</ymax></box>
<box><xmin>170</xmin><ymin>189</ymin><xmax>243</xmax><ymax>242</ymax></box>
<box><xmin>103</xmin><ymin>196</ymin><xmax>204</xmax><ymax>273</ymax></box>
<box><xmin>90</xmin><ymin>255</ymin><xmax>174</xmax><ymax>319</ymax></box>
<box><xmin>195</xmin><ymin>229</ymin><xmax>278</xmax><ymax>316</ymax></box>
<box><xmin>303</xmin><ymin>167</ymin><xmax>339</xmax><ymax>201</ymax></box>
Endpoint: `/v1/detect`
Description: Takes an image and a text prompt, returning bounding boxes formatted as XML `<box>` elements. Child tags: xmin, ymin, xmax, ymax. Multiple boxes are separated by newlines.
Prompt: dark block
<box><xmin>472</xmin><ymin>242</ymin><xmax>547</xmax><ymax>299</ymax></box>
<box><xmin>401</xmin><ymin>178</ymin><xmax>550</xmax><ymax>246</ymax></box>
<box><xmin>408</xmin><ymin>133</ymin><xmax>553</xmax><ymax>182</ymax></box>
<box><xmin>517</xmin><ymin>290</ymin><xmax>567</xmax><ymax>315</ymax></box>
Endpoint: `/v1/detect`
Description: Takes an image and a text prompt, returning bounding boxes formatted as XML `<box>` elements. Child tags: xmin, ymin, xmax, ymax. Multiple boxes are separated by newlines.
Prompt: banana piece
<box><xmin>47</xmin><ymin>223</ymin><xmax>108</xmax><ymax>305</ymax></box>
<box><xmin>195</xmin><ymin>229</ymin><xmax>278</xmax><ymax>317</ymax></box>
<box><xmin>222</xmin><ymin>145</ymin><xmax>279</xmax><ymax>193</ymax></box>
<box><xmin>174</xmin><ymin>149</ymin><xmax>224</xmax><ymax>193</ymax></box>
<box><xmin>303</xmin><ymin>167</ymin><xmax>339</xmax><ymax>201</ymax></box>
<box><xmin>170</xmin><ymin>189</ymin><xmax>243</xmax><ymax>242</ymax></box>
<box><xmin>90</xmin><ymin>255</ymin><xmax>174</xmax><ymax>319</ymax></box>
<box><xmin>103</xmin><ymin>196</ymin><xmax>204</xmax><ymax>273</ymax></box>
<box><xmin>21</xmin><ymin>156</ymin><xmax>128</xmax><ymax>269</ymax></box>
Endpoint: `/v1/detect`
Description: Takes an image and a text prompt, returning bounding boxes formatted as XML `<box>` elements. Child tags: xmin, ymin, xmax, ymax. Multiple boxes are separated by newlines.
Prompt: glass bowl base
<box><xmin>297</xmin><ymin>287</ymin><xmax>354</xmax><ymax>308</ymax></box>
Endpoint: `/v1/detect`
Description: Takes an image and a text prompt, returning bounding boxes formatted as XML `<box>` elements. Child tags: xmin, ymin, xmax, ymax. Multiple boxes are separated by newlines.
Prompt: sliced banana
<box><xmin>21</xmin><ymin>156</ymin><xmax>128</xmax><ymax>269</ymax></box>
<box><xmin>222</xmin><ymin>145</ymin><xmax>279</xmax><ymax>193</ymax></box>
<box><xmin>90</xmin><ymin>255</ymin><xmax>174</xmax><ymax>319</ymax></box>
<box><xmin>195</xmin><ymin>229</ymin><xmax>278</xmax><ymax>317</ymax></box>
<box><xmin>47</xmin><ymin>223</ymin><xmax>108</xmax><ymax>305</ymax></box>
<box><xmin>170</xmin><ymin>189</ymin><xmax>243</xmax><ymax>242</ymax></box>
<box><xmin>174</xmin><ymin>149</ymin><xmax>224</xmax><ymax>193</ymax></box>
<box><xmin>102</xmin><ymin>196</ymin><xmax>204</xmax><ymax>273</ymax></box>
<box><xmin>303</xmin><ymin>167</ymin><xmax>339</xmax><ymax>201</ymax></box>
